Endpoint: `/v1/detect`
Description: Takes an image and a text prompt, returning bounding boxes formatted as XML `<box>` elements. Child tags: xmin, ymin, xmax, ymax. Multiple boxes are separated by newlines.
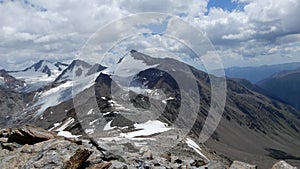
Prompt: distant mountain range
<box><xmin>213</xmin><ymin>62</ymin><xmax>300</xmax><ymax>83</ymax></box>
<box><xmin>0</xmin><ymin>51</ymin><xmax>300</xmax><ymax>168</ymax></box>
<box><xmin>257</xmin><ymin>68</ymin><xmax>300</xmax><ymax>110</ymax></box>
<box><xmin>213</xmin><ymin>62</ymin><xmax>300</xmax><ymax>111</ymax></box>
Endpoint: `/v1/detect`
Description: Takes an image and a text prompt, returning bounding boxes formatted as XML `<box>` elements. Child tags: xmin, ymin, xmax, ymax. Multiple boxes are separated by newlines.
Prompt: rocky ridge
<box><xmin>0</xmin><ymin>125</ymin><xmax>297</xmax><ymax>169</ymax></box>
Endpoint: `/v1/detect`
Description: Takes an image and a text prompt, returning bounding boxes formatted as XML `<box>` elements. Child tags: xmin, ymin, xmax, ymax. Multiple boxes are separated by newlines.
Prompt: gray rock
<box><xmin>272</xmin><ymin>161</ymin><xmax>297</xmax><ymax>169</ymax></box>
<box><xmin>110</xmin><ymin>161</ymin><xmax>129</xmax><ymax>169</ymax></box>
<box><xmin>0</xmin><ymin>139</ymin><xmax>80</xmax><ymax>169</ymax></box>
<box><xmin>230</xmin><ymin>161</ymin><xmax>257</xmax><ymax>169</ymax></box>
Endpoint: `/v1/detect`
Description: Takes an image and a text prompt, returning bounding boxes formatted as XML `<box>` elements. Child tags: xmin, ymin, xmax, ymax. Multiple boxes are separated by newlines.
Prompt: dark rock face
<box><xmin>0</xmin><ymin>69</ymin><xmax>25</xmax><ymax>90</ymax></box>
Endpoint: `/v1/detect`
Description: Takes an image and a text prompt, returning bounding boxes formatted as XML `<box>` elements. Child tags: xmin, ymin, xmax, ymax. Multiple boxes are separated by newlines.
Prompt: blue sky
<box><xmin>206</xmin><ymin>0</ymin><xmax>247</xmax><ymax>15</ymax></box>
<box><xmin>208</xmin><ymin>0</ymin><xmax>238</xmax><ymax>11</ymax></box>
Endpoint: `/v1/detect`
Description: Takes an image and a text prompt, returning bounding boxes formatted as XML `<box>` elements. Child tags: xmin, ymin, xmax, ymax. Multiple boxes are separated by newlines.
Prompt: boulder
<box><xmin>7</xmin><ymin>125</ymin><xmax>57</xmax><ymax>145</ymax></box>
<box><xmin>63</xmin><ymin>149</ymin><xmax>93</xmax><ymax>169</ymax></box>
<box><xmin>272</xmin><ymin>161</ymin><xmax>297</xmax><ymax>169</ymax></box>
<box><xmin>230</xmin><ymin>161</ymin><xmax>257</xmax><ymax>169</ymax></box>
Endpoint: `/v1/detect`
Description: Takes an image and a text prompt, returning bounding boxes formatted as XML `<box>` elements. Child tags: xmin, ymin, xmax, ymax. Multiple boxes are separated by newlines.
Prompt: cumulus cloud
<box><xmin>0</xmin><ymin>0</ymin><xmax>299</xmax><ymax>69</ymax></box>
<box><xmin>193</xmin><ymin>0</ymin><xmax>300</xmax><ymax>67</ymax></box>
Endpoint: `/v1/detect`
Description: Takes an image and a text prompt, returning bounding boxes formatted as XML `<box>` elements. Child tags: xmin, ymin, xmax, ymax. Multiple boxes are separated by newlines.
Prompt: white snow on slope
<box><xmin>56</xmin><ymin>64</ymin><xmax>91</xmax><ymax>83</ymax></box>
<box><xmin>57</xmin><ymin>131</ymin><xmax>81</xmax><ymax>138</ymax></box>
<box><xmin>87</xmin><ymin>109</ymin><xmax>94</xmax><ymax>115</ymax></box>
<box><xmin>48</xmin><ymin>118</ymin><xmax>75</xmax><ymax>132</ymax></box>
<box><xmin>99</xmin><ymin>120</ymin><xmax>171</xmax><ymax>142</ymax></box>
<box><xmin>85</xmin><ymin>129</ymin><xmax>95</xmax><ymax>135</ymax></box>
<box><xmin>103</xmin><ymin>120</ymin><xmax>117</xmax><ymax>131</ymax></box>
<box><xmin>110</xmin><ymin>52</ymin><xmax>159</xmax><ymax>78</ymax></box>
<box><xmin>55</xmin><ymin>118</ymin><xmax>75</xmax><ymax>131</ymax></box>
<box><xmin>120</xmin><ymin>120</ymin><xmax>171</xmax><ymax>138</ymax></box>
<box><xmin>186</xmin><ymin>138</ymin><xmax>209</xmax><ymax>161</ymax></box>
<box><xmin>32</xmin><ymin>72</ymin><xmax>100</xmax><ymax>116</ymax></box>
<box><xmin>162</xmin><ymin>97</ymin><xmax>175</xmax><ymax>104</ymax></box>
<box><xmin>48</xmin><ymin>122</ymin><xmax>61</xmax><ymax>131</ymax></box>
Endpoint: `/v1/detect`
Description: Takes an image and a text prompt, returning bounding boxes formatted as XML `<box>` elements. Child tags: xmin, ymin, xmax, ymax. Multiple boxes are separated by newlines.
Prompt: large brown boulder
<box><xmin>7</xmin><ymin>125</ymin><xmax>57</xmax><ymax>145</ymax></box>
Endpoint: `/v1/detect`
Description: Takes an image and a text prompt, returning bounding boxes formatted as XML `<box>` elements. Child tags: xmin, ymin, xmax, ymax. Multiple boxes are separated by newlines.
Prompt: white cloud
<box><xmin>0</xmin><ymin>0</ymin><xmax>299</xmax><ymax>70</ymax></box>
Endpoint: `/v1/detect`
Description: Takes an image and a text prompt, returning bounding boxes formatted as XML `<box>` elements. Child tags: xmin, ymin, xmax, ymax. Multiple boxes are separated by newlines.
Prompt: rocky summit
<box><xmin>0</xmin><ymin>125</ymin><xmax>297</xmax><ymax>169</ymax></box>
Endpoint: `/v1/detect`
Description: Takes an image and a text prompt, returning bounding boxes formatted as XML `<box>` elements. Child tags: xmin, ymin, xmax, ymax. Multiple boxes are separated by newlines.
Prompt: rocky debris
<box><xmin>272</xmin><ymin>161</ymin><xmax>297</xmax><ymax>169</ymax></box>
<box><xmin>0</xmin><ymin>139</ymin><xmax>80</xmax><ymax>169</ymax></box>
<box><xmin>230</xmin><ymin>161</ymin><xmax>257</xmax><ymax>169</ymax></box>
<box><xmin>87</xmin><ymin>162</ymin><xmax>112</xmax><ymax>169</ymax></box>
<box><xmin>0</xmin><ymin>125</ymin><xmax>296</xmax><ymax>169</ymax></box>
<box><xmin>202</xmin><ymin>161</ymin><xmax>228</xmax><ymax>169</ymax></box>
<box><xmin>7</xmin><ymin>125</ymin><xmax>57</xmax><ymax>144</ymax></box>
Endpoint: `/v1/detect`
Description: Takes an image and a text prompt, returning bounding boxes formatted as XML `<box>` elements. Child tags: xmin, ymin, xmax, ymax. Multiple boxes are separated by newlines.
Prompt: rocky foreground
<box><xmin>0</xmin><ymin>125</ymin><xmax>297</xmax><ymax>169</ymax></box>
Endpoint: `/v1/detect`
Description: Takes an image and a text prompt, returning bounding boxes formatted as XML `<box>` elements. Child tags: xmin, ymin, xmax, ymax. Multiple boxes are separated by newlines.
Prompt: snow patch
<box><xmin>85</xmin><ymin>129</ymin><xmax>95</xmax><ymax>135</ymax></box>
<box><xmin>186</xmin><ymin>138</ymin><xmax>209</xmax><ymax>161</ymax></box>
<box><xmin>87</xmin><ymin>109</ymin><xmax>94</xmax><ymax>115</ymax></box>
<box><xmin>103</xmin><ymin>121</ymin><xmax>117</xmax><ymax>131</ymax></box>
<box><xmin>57</xmin><ymin>131</ymin><xmax>81</xmax><ymax>138</ymax></box>
<box><xmin>55</xmin><ymin>118</ymin><xmax>74</xmax><ymax>132</ymax></box>
<box><xmin>120</xmin><ymin>120</ymin><xmax>171</xmax><ymax>138</ymax></box>
<box><xmin>89</xmin><ymin>119</ymin><xmax>98</xmax><ymax>126</ymax></box>
<box><xmin>162</xmin><ymin>97</ymin><xmax>175</xmax><ymax>104</ymax></box>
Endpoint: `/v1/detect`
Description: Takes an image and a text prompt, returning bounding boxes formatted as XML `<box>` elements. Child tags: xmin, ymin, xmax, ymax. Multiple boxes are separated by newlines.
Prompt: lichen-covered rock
<box><xmin>272</xmin><ymin>161</ymin><xmax>297</xmax><ymax>169</ymax></box>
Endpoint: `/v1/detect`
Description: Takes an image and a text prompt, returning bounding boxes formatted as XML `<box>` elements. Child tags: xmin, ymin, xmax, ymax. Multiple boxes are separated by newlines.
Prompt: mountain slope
<box><xmin>257</xmin><ymin>68</ymin><xmax>300</xmax><ymax>110</ymax></box>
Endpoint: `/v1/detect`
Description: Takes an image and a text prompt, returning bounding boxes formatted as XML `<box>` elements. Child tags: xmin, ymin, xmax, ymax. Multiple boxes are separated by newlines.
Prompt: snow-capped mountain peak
<box><xmin>54</xmin><ymin>59</ymin><xmax>106</xmax><ymax>83</ymax></box>
<box><xmin>8</xmin><ymin>60</ymin><xmax>69</xmax><ymax>92</ymax></box>
<box><xmin>22</xmin><ymin>60</ymin><xmax>68</xmax><ymax>77</ymax></box>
